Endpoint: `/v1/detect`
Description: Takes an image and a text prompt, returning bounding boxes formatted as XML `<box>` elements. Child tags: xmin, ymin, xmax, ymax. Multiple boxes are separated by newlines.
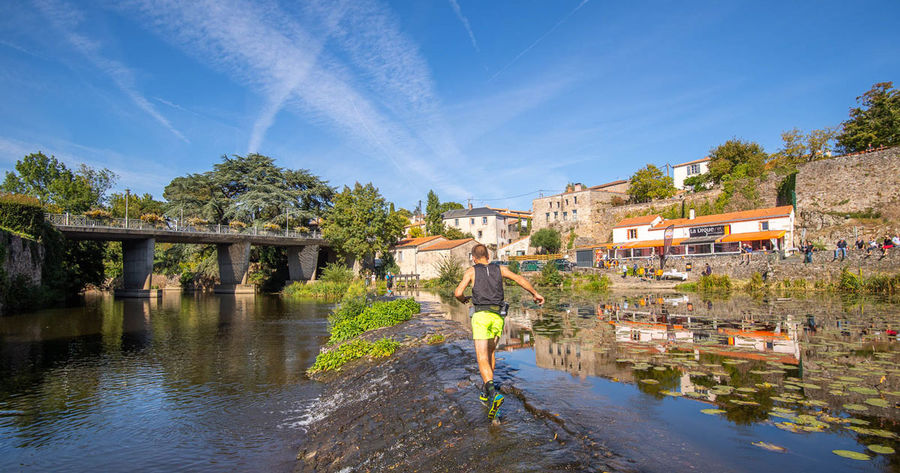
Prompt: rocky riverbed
<box><xmin>295</xmin><ymin>303</ymin><xmax>630</xmax><ymax>472</ymax></box>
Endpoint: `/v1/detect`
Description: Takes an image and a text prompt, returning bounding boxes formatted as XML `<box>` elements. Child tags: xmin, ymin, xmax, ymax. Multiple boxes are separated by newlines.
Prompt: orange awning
<box><xmin>718</xmin><ymin>230</ymin><xmax>785</xmax><ymax>243</ymax></box>
<box><xmin>621</xmin><ymin>238</ymin><xmax>686</xmax><ymax>249</ymax></box>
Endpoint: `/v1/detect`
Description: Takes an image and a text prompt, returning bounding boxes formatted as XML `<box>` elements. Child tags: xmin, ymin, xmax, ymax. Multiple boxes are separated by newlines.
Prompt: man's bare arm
<box><xmin>454</xmin><ymin>267</ymin><xmax>474</xmax><ymax>303</ymax></box>
<box><xmin>500</xmin><ymin>265</ymin><xmax>544</xmax><ymax>305</ymax></box>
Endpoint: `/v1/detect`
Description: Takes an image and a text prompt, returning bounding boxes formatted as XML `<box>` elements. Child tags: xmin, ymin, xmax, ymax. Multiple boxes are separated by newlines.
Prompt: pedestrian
<box><xmin>855</xmin><ymin>238</ymin><xmax>865</xmax><ymax>251</ymax></box>
<box><xmin>622</xmin><ymin>264</ymin><xmax>628</xmax><ymax>279</ymax></box>
<box><xmin>804</xmin><ymin>241</ymin><xmax>814</xmax><ymax>263</ymax></box>
<box><xmin>454</xmin><ymin>243</ymin><xmax>544</xmax><ymax>420</ymax></box>
<box><xmin>893</xmin><ymin>234</ymin><xmax>900</xmax><ymax>248</ymax></box>
<box><xmin>703</xmin><ymin>263</ymin><xmax>712</xmax><ymax>276</ymax></box>
<box><xmin>867</xmin><ymin>238</ymin><xmax>878</xmax><ymax>257</ymax></box>
<box><xmin>386</xmin><ymin>271</ymin><xmax>394</xmax><ymax>296</ymax></box>
<box><xmin>840</xmin><ymin>239</ymin><xmax>848</xmax><ymax>260</ymax></box>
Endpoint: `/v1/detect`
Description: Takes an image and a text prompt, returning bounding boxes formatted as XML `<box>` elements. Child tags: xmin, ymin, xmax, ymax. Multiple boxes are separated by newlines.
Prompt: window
<box><xmin>688</xmin><ymin>164</ymin><xmax>701</xmax><ymax>175</ymax></box>
<box><xmin>565</xmin><ymin>199</ymin><xmax>569</xmax><ymax>206</ymax></box>
<box><xmin>482</xmin><ymin>217</ymin><xmax>487</xmax><ymax>225</ymax></box>
<box><xmin>572</xmin><ymin>209</ymin><xmax>577</xmax><ymax>221</ymax></box>
<box><xmin>470</xmin><ymin>218</ymin><xmax>474</xmax><ymax>225</ymax></box>
<box><xmin>454</xmin><ymin>218</ymin><xmax>459</xmax><ymax>226</ymax></box>
<box><xmin>477</xmin><ymin>230</ymin><xmax>483</xmax><ymax>238</ymax></box>
<box><xmin>397</xmin><ymin>251</ymin><xmax>403</xmax><ymax>262</ymax></box>
<box><xmin>554</xmin><ymin>211</ymin><xmax>558</xmax><ymax>220</ymax></box>
<box><xmin>574</xmin><ymin>196</ymin><xmax>578</xmax><ymax>204</ymax></box>
<box><xmin>546</xmin><ymin>212</ymin><xmax>550</xmax><ymax>221</ymax></box>
<box><xmin>627</xmin><ymin>229</ymin><xmax>637</xmax><ymax>239</ymax></box>
<box><xmin>548</xmin><ymin>202</ymin><xmax>552</xmax><ymax>209</ymax></box>
<box><xmin>761</xmin><ymin>221</ymin><xmax>769</xmax><ymax>230</ymax></box>
<box><xmin>563</xmin><ymin>212</ymin><xmax>568</xmax><ymax>221</ymax></box>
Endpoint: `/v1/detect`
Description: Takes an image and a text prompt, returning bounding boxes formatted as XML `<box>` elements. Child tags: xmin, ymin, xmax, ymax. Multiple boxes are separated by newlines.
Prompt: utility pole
<box><xmin>125</xmin><ymin>189</ymin><xmax>130</xmax><ymax>228</ymax></box>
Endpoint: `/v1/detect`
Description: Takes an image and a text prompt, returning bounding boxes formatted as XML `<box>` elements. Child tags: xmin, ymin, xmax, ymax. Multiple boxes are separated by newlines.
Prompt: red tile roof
<box><xmin>420</xmin><ymin>238</ymin><xmax>475</xmax><ymax>251</ymax></box>
<box><xmin>394</xmin><ymin>236</ymin><xmax>443</xmax><ymax>248</ymax></box>
<box><xmin>673</xmin><ymin>157</ymin><xmax>711</xmax><ymax>167</ymax></box>
<box><xmin>649</xmin><ymin>206</ymin><xmax>793</xmax><ymax>229</ymax></box>
<box><xmin>589</xmin><ymin>179</ymin><xmax>628</xmax><ymax>190</ymax></box>
<box><xmin>613</xmin><ymin>215</ymin><xmax>660</xmax><ymax>228</ymax></box>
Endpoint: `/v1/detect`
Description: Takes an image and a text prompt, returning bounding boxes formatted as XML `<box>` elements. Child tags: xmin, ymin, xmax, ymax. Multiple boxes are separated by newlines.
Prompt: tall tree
<box><xmin>109</xmin><ymin>192</ymin><xmax>165</xmax><ymax>218</ymax></box>
<box><xmin>627</xmin><ymin>164</ymin><xmax>676</xmax><ymax>203</ymax></box>
<box><xmin>1</xmin><ymin>152</ymin><xmax>116</xmax><ymax>212</ymax></box>
<box><xmin>706</xmin><ymin>139</ymin><xmax>767</xmax><ymax>184</ymax></box>
<box><xmin>322</xmin><ymin>182</ymin><xmax>405</xmax><ymax>266</ymax></box>
<box><xmin>837</xmin><ymin>82</ymin><xmax>900</xmax><ymax>153</ymax></box>
<box><xmin>425</xmin><ymin>190</ymin><xmax>443</xmax><ymax>236</ymax></box>
<box><xmin>162</xmin><ymin>154</ymin><xmax>333</xmax><ymax>225</ymax></box>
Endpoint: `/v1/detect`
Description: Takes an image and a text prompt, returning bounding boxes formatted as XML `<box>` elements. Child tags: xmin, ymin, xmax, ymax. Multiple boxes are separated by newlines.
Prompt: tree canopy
<box><xmin>837</xmin><ymin>82</ymin><xmax>900</xmax><ymax>153</ymax></box>
<box><xmin>321</xmin><ymin>182</ymin><xmax>405</xmax><ymax>264</ymax></box>
<box><xmin>1</xmin><ymin>152</ymin><xmax>116</xmax><ymax>212</ymax></box>
<box><xmin>706</xmin><ymin>139</ymin><xmax>767</xmax><ymax>184</ymax></box>
<box><xmin>424</xmin><ymin>189</ymin><xmax>464</xmax><ymax>236</ymax></box>
<box><xmin>531</xmin><ymin>228</ymin><xmax>562</xmax><ymax>254</ymax></box>
<box><xmin>627</xmin><ymin>164</ymin><xmax>676</xmax><ymax>203</ymax></box>
<box><xmin>162</xmin><ymin>154</ymin><xmax>333</xmax><ymax>225</ymax></box>
<box><xmin>109</xmin><ymin>192</ymin><xmax>165</xmax><ymax>218</ymax></box>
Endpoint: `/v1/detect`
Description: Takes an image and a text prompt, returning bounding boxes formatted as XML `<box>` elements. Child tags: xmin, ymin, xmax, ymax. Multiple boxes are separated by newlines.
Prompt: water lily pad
<box><xmin>737</xmin><ymin>387</ymin><xmax>758</xmax><ymax>393</ymax></box>
<box><xmin>865</xmin><ymin>398</ymin><xmax>889</xmax><ymax>408</ymax></box>
<box><xmin>661</xmin><ymin>390</ymin><xmax>682</xmax><ymax>397</ymax></box>
<box><xmin>868</xmin><ymin>445</ymin><xmax>895</xmax><ymax>454</ymax></box>
<box><xmin>653</xmin><ymin>366</ymin><xmax>667</xmax><ymax>372</ymax></box>
<box><xmin>701</xmin><ymin>408</ymin><xmax>726</xmax><ymax>415</ymax></box>
<box><xmin>640</xmin><ymin>379</ymin><xmax>659</xmax><ymax>385</ymax></box>
<box><xmin>843</xmin><ymin>403</ymin><xmax>869</xmax><ymax>412</ymax></box>
<box><xmin>752</xmin><ymin>441</ymin><xmax>786</xmax><ymax>452</ymax></box>
<box><xmin>850</xmin><ymin>387</ymin><xmax>879</xmax><ymax>395</ymax></box>
<box><xmin>838</xmin><ymin>376</ymin><xmax>864</xmax><ymax>382</ymax></box>
<box><xmin>832</xmin><ymin>450</ymin><xmax>871</xmax><ymax>460</ymax></box>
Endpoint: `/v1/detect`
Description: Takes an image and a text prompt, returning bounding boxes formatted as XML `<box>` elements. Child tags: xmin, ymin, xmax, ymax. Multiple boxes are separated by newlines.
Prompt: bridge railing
<box><xmin>46</xmin><ymin>213</ymin><xmax>322</xmax><ymax>240</ymax></box>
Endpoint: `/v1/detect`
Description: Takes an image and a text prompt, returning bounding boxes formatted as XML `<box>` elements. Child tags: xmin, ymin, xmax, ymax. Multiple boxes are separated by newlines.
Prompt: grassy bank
<box><xmin>308</xmin><ymin>283</ymin><xmax>421</xmax><ymax>374</ymax></box>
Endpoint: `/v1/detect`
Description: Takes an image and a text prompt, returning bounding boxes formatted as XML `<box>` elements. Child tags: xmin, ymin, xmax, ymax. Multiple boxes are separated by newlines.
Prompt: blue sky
<box><xmin>1</xmin><ymin>0</ymin><xmax>898</xmax><ymax>211</ymax></box>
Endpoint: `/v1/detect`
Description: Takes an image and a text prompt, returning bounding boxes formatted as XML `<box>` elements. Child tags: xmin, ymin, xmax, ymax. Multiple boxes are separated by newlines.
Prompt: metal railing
<box><xmin>46</xmin><ymin>213</ymin><xmax>322</xmax><ymax>240</ymax></box>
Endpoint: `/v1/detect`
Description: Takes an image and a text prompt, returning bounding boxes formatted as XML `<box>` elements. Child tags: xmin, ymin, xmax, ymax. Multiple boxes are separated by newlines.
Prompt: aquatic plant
<box><xmin>696</xmin><ymin>274</ymin><xmax>732</xmax><ymax>292</ymax></box>
<box><xmin>318</xmin><ymin>262</ymin><xmax>354</xmax><ymax>284</ymax></box>
<box><xmin>308</xmin><ymin>338</ymin><xmax>400</xmax><ymax>374</ymax></box>
<box><xmin>427</xmin><ymin>334</ymin><xmax>445</xmax><ymax>344</ymax></box>
<box><xmin>328</xmin><ymin>298</ymin><xmax>421</xmax><ymax>344</ymax></box>
<box><xmin>283</xmin><ymin>280</ymin><xmax>351</xmax><ymax>299</ymax></box>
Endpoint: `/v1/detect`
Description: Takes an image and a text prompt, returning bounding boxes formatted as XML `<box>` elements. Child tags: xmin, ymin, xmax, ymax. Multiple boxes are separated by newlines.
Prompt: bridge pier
<box><xmin>115</xmin><ymin>238</ymin><xmax>159</xmax><ymax>298</ymax></box>
<box><xmin>214</xmin><ymin>242</ymin><xmax>256</xmax><ymax>294</ymax></box>
<box><xmin>287</xmin><ymin>245</ymin><xmax>319</xmax><ymax>284</ymax></box>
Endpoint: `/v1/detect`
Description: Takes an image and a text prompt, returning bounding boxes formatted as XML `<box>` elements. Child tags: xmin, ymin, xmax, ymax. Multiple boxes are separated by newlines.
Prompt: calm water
<box><xmin>3</xmin><ymin>290</ymin><xmax>900</xmax><ymax>472</ymax></box>
<box><xmin>432</xmin><ymin>289</ymin><xmax>900</xmax><ymax>472</ymax></box>
<box><xmin>0</xmin><ymin>293</ymin><xmax>331</xmax><ymax>472</ymax></box>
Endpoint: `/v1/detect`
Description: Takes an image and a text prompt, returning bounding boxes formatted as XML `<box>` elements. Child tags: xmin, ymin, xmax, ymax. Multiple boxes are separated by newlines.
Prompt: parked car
<box><xmin>661</xmin><ymin>269</ymin><xmax>688</xmax><ymax>281</ymax></box>
<box><xmin>552</xmin><ymin>259</ymin><xmax>575</xmax><ymax>271</ymax></box>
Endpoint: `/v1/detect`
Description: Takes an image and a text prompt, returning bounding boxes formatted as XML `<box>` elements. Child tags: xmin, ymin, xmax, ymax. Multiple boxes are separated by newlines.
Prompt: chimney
<box><xmin>468</xmin><ymin>202</ymin><xmax>473</xmax><ymax>210</ymax></box>
<box><xmin>689</xmin><ymin>208</ymin><xmax>695</xmax><ymax>220</ymax></box>
<box><xmin>574</xmin><ymin>183</ymin><xmax>584</xmax><ymax>192</ymax></box>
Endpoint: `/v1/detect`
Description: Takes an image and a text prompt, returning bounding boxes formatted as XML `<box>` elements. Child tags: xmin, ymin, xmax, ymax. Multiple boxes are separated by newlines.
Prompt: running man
<box><xmin>454</xmin><ymin>244</ymin><xmax>544</xmax><ymax>419</ymax></box>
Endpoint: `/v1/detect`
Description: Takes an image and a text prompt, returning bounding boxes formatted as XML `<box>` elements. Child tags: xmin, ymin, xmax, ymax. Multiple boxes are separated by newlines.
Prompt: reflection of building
<box><xmin>612</xmin><ymin>321</ymin><xmax>693</xmax><ymax>343</ymax></box>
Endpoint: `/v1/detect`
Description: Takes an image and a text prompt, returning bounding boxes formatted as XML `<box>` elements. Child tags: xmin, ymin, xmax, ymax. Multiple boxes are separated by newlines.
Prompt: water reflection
<box><xmin>0</xmin><ymin>293</ymin><xmax>332</xmax><ymax>472</ymax></box>
<box><xmin>426</xmin><ymin>289</ymin><xmax>900</xmax><ymax>470</ymax></box>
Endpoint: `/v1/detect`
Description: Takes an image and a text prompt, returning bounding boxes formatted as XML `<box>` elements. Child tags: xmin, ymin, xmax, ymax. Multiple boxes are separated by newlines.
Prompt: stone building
<box><xmin>415</xmin><ymin>238</ymin><xmax>479</xmax><ymax>279</ymax></box>
<box><xmin>441</xmin><ymin>207</ymin><xmax>529</xmax><ymax>249</ymax></box>
<box><xmin>530</xmin><ymin>181</ymin><xmax>629</xmax><ymax>243</ymax></box>
<box><xmin>389</xmin><ymin>235</ymin><xmax>446</xmax><ymax>275</ymax></box>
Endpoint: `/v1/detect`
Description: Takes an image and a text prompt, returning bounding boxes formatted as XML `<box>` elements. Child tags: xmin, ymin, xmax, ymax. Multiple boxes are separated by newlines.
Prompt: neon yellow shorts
<box><xmin>472</xmin><ymin>310</ymin><xmax>504</xmax><ymax>340</ymax></box>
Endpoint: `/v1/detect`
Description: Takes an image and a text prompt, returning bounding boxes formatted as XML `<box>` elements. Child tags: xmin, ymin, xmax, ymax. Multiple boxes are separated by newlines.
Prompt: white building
<box><xmin>442</xmin><ymin>206</ymin><xmax>529</xmax><ymax>249</ymax></box>
<box><xmin>498</xmin><ymin>236</ymin><xmax>532</xmax><ymax>260</ymax></box>
<box><xmin>390</xmin><ymin>236</ymin><xmax>446</xmax><ymax>275</ymax></box>
<box><xmin>672</xmin><ymin>157</ymin><xmax>710</xmax><ymax>190</ymax></box>
<box><xmin>609</xmin><ymin>205</ymin><xmax>795</xmax><ymax>259</ymax></box>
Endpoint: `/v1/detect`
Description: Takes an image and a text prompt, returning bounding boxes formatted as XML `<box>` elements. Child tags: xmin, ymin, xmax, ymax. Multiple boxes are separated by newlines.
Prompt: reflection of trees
<box><xmin>632</xmin><ymin>367</ymin><xmax>680</xmax><ymax>399</ymax></box>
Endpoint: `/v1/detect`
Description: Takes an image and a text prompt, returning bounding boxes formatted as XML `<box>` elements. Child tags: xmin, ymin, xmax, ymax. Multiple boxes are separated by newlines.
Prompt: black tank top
<box><xmin>471</xmin><ymin>263</ymin><xmax>504</xmax><ymax>306</ymax></box>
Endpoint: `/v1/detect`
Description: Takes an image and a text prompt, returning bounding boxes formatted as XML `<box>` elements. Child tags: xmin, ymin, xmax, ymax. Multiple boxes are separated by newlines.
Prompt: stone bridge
<box><xmin>46</xmin><ymin>214</ymin><xmax>328</xmax><ymax>297</ymax></box>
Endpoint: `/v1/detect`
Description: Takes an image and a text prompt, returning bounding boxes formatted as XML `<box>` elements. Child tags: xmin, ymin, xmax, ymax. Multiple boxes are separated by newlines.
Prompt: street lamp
<box><xmin>125</xmin><ymin>189</ymin><xmax>131</xmax><ymax>228</ymax></box>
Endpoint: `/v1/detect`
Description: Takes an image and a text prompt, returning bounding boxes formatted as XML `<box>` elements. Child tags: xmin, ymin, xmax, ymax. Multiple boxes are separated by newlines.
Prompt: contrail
<box><xmin>490</xmin><ymin>0</ymin><xmax>590</xmax><ymax>82</ymax></box>
<box><xmin>449</xmin><ymin>0</ymin><xmax>479</xmax><ymax>52</ymax></box>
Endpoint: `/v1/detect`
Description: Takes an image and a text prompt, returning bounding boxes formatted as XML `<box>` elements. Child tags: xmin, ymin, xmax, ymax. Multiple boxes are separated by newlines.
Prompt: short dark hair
<box><xmin>471</xmin><ymin>243</ymin><xmax>489</xmax><ymax>260</ymax></box>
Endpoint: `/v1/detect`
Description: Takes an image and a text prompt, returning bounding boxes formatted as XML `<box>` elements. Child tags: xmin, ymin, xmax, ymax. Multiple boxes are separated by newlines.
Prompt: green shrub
<box><xmin>283</xmin><ymin>280</ymin><xmax>350</xmax><ymax>299</ymax></box>
<box><xmin>319</xmin><ymin>262</ymin><xmax>354</xmax><ymax>284</ymax></box>
<box><xmin>745</xmin><ymin>272</ymin><xmax>766</xmax><ymax>292</ymax></box>
<box><xmin>697</xmin><ymin>274</ymin><xmax>732</xmax><ymax>291</ymax></box>
<box><xmin>838</xmin><ymin>268</ymin><xmax>900</xmax><ymax>294</ymax></box>
<box><xmin>329</xmin><ymin>298</ymin><xmax>421</xmax><ymax>344</ymax></box>
<box><xmin>564</xmin><ymin>273</ymin><xmax>610</xmax><ymax>292</ymax></box>
<box><xmin>508</xmin><ymin>261</ymin><xmax>520</xmax><ymax>274</ymax></box>
<box><xmin>435</xmin><ymin>255</ymin><xmax>464</xmax><ymax>286</ymax></box>
<box><xmin>307</xmin><ymin>337</ymin><xmax>400</xmax><ymax>374</ymax></box>
<box><xmin>0</xmin><ymin>193</ymin><xmax>44</xmax><ymax>237</ymax></box>
<box><xmin>538</xmin><ymin>263</ymin><xmax>563</xmax><ymax>286</ymax></box>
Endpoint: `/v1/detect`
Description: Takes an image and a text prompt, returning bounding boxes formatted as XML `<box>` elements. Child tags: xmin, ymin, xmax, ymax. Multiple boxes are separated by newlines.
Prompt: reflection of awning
<box><xmin>718</xmin><ymin>230</ymin><xmax>786</xmax><ymax>242</ymax></box>
<box><xmin>621</xmin><ymin>238</ymin><xmax>686</xmax><ymax>249</ymax></box>
<box><xmin>680</xmin><ymin>236</ymin><xmax>719</xmax><ymax>245</ymax></box>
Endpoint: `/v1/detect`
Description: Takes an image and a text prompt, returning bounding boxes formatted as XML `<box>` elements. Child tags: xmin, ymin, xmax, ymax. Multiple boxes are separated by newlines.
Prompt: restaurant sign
<box><xmin>689</xmin><ymin>225</ymin><xmax>729</xmax><ymax>238</ymax></box>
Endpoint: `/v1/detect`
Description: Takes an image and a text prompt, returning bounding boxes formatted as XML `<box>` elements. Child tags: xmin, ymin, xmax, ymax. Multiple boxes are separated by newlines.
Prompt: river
<box><xmin>1</xmin><ymin>290</ymin><xmax>899</xmax><ymax>472</ymax></box>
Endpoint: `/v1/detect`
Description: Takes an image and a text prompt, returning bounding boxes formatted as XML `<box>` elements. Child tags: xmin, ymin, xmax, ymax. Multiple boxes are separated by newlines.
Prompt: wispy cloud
<box><xmin>124</xmin><ymin>0</ymin><xmax>471</xmax><ymax>198</ymax></box>
<box><xmin>490</xmin><ymin>0</ymin><xmax>590</xmax><ymax>82</ymax></box>
<box><xmin>448</xmin><ymin>0</ymin><xmax>479</xmax><ymax>52</ymax></box>
<box><xmin>32</xmin><ymin>0</ymin><xmax>188</xmax><ymax>143</ymax></box>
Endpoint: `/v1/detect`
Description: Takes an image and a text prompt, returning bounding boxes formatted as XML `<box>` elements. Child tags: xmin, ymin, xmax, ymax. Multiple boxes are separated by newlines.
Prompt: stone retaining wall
<box><xmin>0</xmin><ymin>230</ymin><xmax>44</xmax><ymax>315</ymax></box>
